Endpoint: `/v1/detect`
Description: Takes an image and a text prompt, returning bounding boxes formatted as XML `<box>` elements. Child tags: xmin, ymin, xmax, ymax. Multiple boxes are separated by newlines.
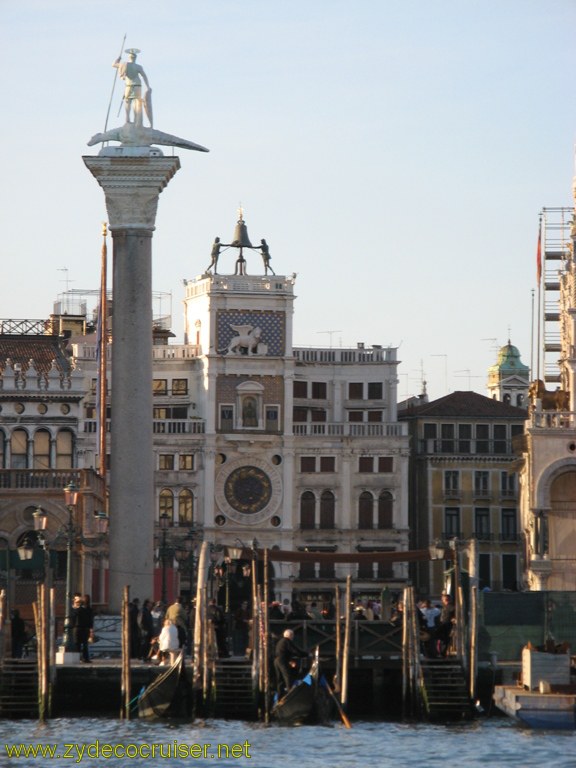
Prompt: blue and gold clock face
<box><xmin>215</xmin><ymin>456</ymin><xmax>283</xmax><ymax>525</ymax></box>
<box><xmin>224</xmin><ymin>465</ymin><xmax>272</xmax><ymax>515</ymax></box>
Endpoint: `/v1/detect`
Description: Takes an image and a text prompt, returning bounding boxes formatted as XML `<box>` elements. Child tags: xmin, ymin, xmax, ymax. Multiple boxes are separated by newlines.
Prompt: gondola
<box><xmin>138</xmin><ymin>652</ymin><xmax>192</xmax><ymax>719</ymax></box>
<box><xmin>271</xmin><ymin>649</ymin><xmax>332</xmax><ymax>726</ymax></box>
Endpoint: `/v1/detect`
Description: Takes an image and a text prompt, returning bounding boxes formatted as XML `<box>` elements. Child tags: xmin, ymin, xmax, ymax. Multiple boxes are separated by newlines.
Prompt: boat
<box><xmin>493</xmin><ymin>646</ymin><xmax>576</xmax><ymax>729</ymax></box>
<box><xmin>271</xmin><ymin>649</ymin><xmax>332</xmax><ymax>726</ymax></box>
<box><xmin>138</xmin><ymin>652</ymin><xmax>192</xmax><ymax>719</ymax></box>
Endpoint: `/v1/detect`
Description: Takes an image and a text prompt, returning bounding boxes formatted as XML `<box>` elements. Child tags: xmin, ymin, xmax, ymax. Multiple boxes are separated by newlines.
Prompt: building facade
<box><xmin>400</xmin><ymin>391</ymin><xmax>527</xmax><ymax>597</ymax></box>
<box><xmin>518</xmin><ymin>203</ymin><xmax>576</xmax><ymax>590</ymax></box>
<box><xmin>66</xmin><ymin>216</ymin><xmax>411</xmax><ymax>608</ymax></box>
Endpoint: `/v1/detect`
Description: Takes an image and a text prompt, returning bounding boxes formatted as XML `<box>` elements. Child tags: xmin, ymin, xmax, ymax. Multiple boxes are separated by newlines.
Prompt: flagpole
<box><xmin>104</xmin><ymin>33</ymin><xmax>127</xmax><ymax>133</ymax></box>
<box><xmin>98</xmin><ymin>223</ymin><xmax>108</xmax><ymax>484</ymax></box>
<box><xmin>536</xmin><ymin>214</ymin><xmax>542</xmax><ymax>383</ymax></box>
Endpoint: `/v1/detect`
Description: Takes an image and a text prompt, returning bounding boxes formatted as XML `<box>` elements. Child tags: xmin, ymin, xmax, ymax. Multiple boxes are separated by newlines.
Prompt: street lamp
<box><xmin>175</xmin><ymin>529</ymin><xmax>199</xmax><ymax>601</ymax></box>
<box><xmin>62</xmin><ymin>482</ymin><xmax>79</xmax><ymax>652</ymax></box>
<box><xmin>159</xmin><ymin>512</ymin><xmax>170</xmax><ymax>605</ymax></box>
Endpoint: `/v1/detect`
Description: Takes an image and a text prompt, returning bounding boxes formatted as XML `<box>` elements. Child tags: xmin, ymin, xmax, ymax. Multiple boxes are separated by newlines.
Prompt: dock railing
<box><xmin>269</xmin><ymin>619</ymin><xmax>403</xmax><ymax>662</ymax></box>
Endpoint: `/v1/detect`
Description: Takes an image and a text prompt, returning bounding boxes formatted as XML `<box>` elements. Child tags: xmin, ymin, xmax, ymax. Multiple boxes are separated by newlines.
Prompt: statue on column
<box><xmin>113</xmin><ymin>48</ymin><xmax>153</xmax><ymax>127</ymax></box>
<box><xmin>89</xmin><ymin>46</ymin><xmax>209</xmax><ymax>154</ymax></box>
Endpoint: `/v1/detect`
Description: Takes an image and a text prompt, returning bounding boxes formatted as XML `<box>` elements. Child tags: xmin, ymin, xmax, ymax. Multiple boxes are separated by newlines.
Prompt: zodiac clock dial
<box><xmin>223</xmin><ymin>465</ymin><xmax>272</xmax><ymax>515</ymax></box>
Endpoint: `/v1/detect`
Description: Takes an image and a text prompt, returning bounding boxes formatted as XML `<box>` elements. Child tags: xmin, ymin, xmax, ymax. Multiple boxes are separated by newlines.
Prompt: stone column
<box><xmin>83</xmin><ymin>155</ymin><xmax>180</xmax><ymax>611</ymax></box>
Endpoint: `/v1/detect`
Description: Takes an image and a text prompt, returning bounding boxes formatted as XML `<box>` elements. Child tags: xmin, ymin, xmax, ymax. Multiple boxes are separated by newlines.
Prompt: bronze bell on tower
<box><xmin>230</xmin><ymin>217</ymin><xmax>253</xmax><ymax>248</ymax></box>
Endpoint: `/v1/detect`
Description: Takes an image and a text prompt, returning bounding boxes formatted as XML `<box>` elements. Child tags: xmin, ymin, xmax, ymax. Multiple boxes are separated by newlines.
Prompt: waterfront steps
<box><xmin>0</xmin><ymin>659</ymin><xmax>38</xmax><ymax>718</ymax></box>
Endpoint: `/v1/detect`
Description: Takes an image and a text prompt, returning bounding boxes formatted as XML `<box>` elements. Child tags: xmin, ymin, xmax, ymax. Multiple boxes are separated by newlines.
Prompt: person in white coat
<box><xmin>158</xmin><ymin>618</ymin><xmax>179</xmax><ymax>665</ymax></box>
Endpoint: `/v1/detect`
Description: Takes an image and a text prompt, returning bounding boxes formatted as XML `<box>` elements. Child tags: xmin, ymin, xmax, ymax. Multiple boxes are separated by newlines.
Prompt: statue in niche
<box><xmin>242</xmin><ymin>396</ymin><xmax>258</xmax><ymax>427</ymax></box>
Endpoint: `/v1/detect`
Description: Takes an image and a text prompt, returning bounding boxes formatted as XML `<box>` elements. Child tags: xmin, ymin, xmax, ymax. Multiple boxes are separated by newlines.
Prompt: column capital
<box><xmin>83</xmin><ymin>155</ymin><xmax>181</xmax><ymax>230</ymax></box>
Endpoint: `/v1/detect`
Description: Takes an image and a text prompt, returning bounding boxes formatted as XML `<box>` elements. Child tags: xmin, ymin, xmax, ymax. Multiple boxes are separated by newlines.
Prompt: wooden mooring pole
<box><xmin>121</xmin><ymin>586</ymin><xmax>131</xmax><ymax>719</ymax></box>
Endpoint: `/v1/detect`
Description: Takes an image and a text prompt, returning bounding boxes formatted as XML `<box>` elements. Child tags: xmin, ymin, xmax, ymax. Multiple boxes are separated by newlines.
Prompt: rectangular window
<box><xmin>476</xmin><ymin>424</ymin><xmax>489</xmax><ymax>454</ymax></box>
<box><xmin>319</xmin><ymin>456</ymin><xmax>335</xmax><ymax>473</ymax></box>
<box><xmin>367</xmin><ymin>411</ymin><xmax>383</xmax><ymax>422</ymax></box>
<box><xmin>441</xmin><ymin>424</ymin><xmax>454</xmax><ymax>453</ymax></box>
<box><xmin>293</xmin><ymin>407</ymin><xmax>308</xmax><ymax>422</ymax></box>
<box><xmin>444</xmin><ymin>470</ymin><xmax>459</xmax><ymax>493</ymax></box>
<box><xmin>171</xmin><ymin>378</ymin><xmax>188</xmax><ymax>395</ymax></box>
<box><xmin>220</xmin><ymin>405</ymin><xmax>233</xmax><ymax>431</ymax></box>
<box><xmin>319</xmin><ymin>561</ymin><xmax>335</xmax><ymax>579</ymax></box>
<box><xmin>423</xmin><ymin>423</ymin><xmax>437</xmax><ymax>440</ymax></box>
<box><xmin>358</xmin><ymin>561</ymin><xmax>374</xmax><ymax>580</ymax></box>
<box><xmin>153</xmin><ymin>379</ymin><xmax>168</xmax><ymax>396</ymax></box>
<box><xmin>300</xmin><ymin>456</ymin><xmax>316</xmax><ymax>473</ymax></box>
<box><xmin>474</xmin><ymin>508</ymin><xmax>490</xmax><ymax>540</ymax></box>
<box><xmin>299</xmin><ymin>561</ymin><xmax>316</xmax><ymax>579</ymax></box>
<box><xmin>500</xmin><ymin>472</ymin><xmax>516</xmax><ymax>497</ymax></box>
<box><xmin>348</xmin><ymin>411</ymin><xmax>363</xmax><ymax>422</ymax></box>
<box><xmin>179</xmin><ymin>454</ymin><xmax>194</xmax><ymax>471</ymax></box>
<box><xmin>479</xmin><ymin>554</ymin><xmax>491</xmax><ymax>591</ymax></box>
<box><xmin>293</xmin><ymin>381</ymin><xmax>307</xmax><ymax>398</ymax></box>
<box><xmin>444</xmin><ymin>507</ymin><xmax>460</xmax><ymax>537</ymax></box>
<box><xmin>501</xmin><ymin>509</ymin><xmax>518</xmax><ymax>541</ymax></box>
<box><xmin>458</xmin><ymin>424</ymin><xmax>472</xmax><ymax>454</ymax></box>
<box><xmin>90</xmin><ymin>378</ymin><xmax>97</xmax><ymax>395</ymax></box>
<box><xmin>474</xmin><ymin>471</ymin><xmax>490</xmax><ymax>496</ymax></box>
<box><xmin>159</xmin><ymin>454</ymin><xmax>174</xmax><ymax>470</ymax></box>
<box><xmin>494</xmin><ymin>424</ymin><xmax>507</xmax><ymax>454</ymax></box>
<box><xmin>266</xmin><ymin>406</ymin><xmax>280</xmax><ymax>431</ymax></box>
<box><xmin>367</xmin><ymin>382</ymin><xmax>383</xmax><ymax>399</ymax></box>
<box><xmin>502</xmin><ymin>554</ymin><xmax>518</xmax><ymax>591</ymax></box>
<box><xmin>348</xmin><ymin>382</ymin><xmax>363</xmax><ymax>399</ymax></box>
<box><xmin>378</xmin><ymin>457</ymin><xmax>393</xmax><ymax>473</ymax></box>
<box><xmin>359</xmin><ymin>456</ymin><xmax>374</xmax><ymax>472</ymax></box>
<box><xmin>311</xmin><ymin>381</ymin><xmax>327</xmax><ymax>399</ymax></box>
<box><xmin>311</xmin><ymin>409</ymin><xmax>327</xmax><ymax>423</ymax></box>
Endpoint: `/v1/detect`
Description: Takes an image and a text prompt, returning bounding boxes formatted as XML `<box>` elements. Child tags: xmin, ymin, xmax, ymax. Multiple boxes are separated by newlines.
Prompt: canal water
<box><xmin>0</xmin><ymin>717</ymin><xmax>574</xmax><ymax>768</ymax></box>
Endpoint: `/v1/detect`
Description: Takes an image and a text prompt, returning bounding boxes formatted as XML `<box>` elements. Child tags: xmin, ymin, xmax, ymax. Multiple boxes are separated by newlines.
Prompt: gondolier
<box><xmin>113</xmin><ymin>48</ymin><xmax>153</xmax><ymax>127</ymax></box>
<box><xmin>274</xmin><ymin>629</ymin><xmax>308</xmax><ymax>696</ymax></box>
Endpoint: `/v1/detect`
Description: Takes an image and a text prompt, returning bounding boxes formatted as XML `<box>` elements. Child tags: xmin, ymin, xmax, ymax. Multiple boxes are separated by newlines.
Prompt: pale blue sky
<box><xmin>1</xmin><ymin>0</ymin><xmax>575</xmax><ymax>400</ymax></box>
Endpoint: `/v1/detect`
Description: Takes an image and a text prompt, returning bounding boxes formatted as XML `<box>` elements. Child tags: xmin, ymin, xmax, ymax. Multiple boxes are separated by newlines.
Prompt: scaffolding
<box><xmin>540</xmin><ymin>207</ymin><xmax>572</xmax><ymax>385</ymax></box>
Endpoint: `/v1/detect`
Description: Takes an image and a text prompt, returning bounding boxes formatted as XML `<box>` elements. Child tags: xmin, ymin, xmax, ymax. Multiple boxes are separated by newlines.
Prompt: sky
<box><xmin>1</xmin><ymin>0</ymin><xmax>575</xmax><ymax>402</ymax></box>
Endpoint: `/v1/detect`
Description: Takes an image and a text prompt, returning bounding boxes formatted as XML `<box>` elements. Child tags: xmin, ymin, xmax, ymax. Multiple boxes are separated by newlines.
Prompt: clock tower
<box><xmin>183</xmin><ymin>212</ymin><xmax>296</xmax><ymax>546</ymax></box>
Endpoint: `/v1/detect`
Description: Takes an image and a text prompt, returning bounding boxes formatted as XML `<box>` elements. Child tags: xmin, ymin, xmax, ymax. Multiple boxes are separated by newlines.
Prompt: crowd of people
<box><xmin>7</xmin><ymin>589</ymin><xmax>457</xmax><ymax>672</ymax></box>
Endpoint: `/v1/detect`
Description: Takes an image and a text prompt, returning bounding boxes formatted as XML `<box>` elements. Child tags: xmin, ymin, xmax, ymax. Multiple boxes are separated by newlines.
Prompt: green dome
<box><xmin>492</xmin><ymin>341</ymin><xmax>529</xmax><ymax>374</ymax></box>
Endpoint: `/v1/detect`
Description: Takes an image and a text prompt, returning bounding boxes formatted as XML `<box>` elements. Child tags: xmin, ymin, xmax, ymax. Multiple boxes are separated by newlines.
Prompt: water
<box><xmin>0</xmin><ymin>717</ymin><xmax>574</xmax><ymax>768</ymax></box>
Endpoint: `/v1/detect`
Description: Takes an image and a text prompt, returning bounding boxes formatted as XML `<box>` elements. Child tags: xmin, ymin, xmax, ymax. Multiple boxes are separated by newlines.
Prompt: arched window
<box><xmin>358</xmin><ymin>491</ymin><xmax>373</xmax><ymax>529</ymax></box>
<box><xmin>56</xmin><ymin>430</ymin><xmax>73</xmax><ymax>469</ymax></box>
<box><xmin>11</xmin><ymin>429</ymin><xmax>28</xmax><ymax>469</ymax></box>
<box><xmin>0</xmin><ymin>430</ymin><xmax>5</xmax><ymax>469</ymax></box>
<box><xmin>179</xmin><ymin>489</ymin><xmax>194</xmax><ymax>525</ymax></box>
<box><xmin>300</xmin><ymin>491</ymin><xmax>316</xmax><ymax>529</ymax></box>
<box><xmin>320</xmin><ymin>490</ymin><xmax>335</xmax><ymax>529</ymax></box>
<box><xmin>159</xmin><ymin>489</ymin><xmax>174</xmax><ymax>524</ymax></box>
<box><xmin>378</xmin><ymin>491</ymin><xmax>394</xmax><ymax>529</ymax></box>
<box><xmin>33</xmin><ymin>429</ymin><xmax>51</xmax><ymax>470</ymax></box>
<box><xmin>516</xmin><ymin>393</ymin><xmax>524</xmax><ymax>407</ymax></box>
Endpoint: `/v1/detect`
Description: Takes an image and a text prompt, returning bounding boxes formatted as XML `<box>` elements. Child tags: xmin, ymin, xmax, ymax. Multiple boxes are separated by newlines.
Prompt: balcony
<box><xmin>418</xmin><ymin>439</ymin><xmax>515</xmax><ymax>456</ymax></box>
<box><xmin>0</xmin><ymin>468</ymin><xmax>105</xmax><ymax>501</ymax></box>
<box><xmin>83</xmin><ymin>419</ymin><xmax>205</xmax><ymax>435</ymax></box>
<box><xmin>531</xmin><ymin>411</ymin><xmax>576</xmax><ymax>429</ymax></box>
<box><xmin>294</xmin><ymin>422</ymin><xmax>407</xmax><ymax>437</ymax></box>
